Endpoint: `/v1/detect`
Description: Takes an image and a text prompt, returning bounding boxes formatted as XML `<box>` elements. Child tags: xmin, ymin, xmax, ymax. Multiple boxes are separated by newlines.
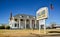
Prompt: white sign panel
<box><xmin>36</xmin><ymin>7</ymin><xmax>48</xmax><ymax>20</ymax></box>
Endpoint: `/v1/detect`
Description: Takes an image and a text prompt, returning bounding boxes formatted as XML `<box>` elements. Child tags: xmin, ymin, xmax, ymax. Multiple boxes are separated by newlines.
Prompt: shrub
<box><xmin>0</xmin><ymin>25</ymin><xmax>5</xmax><ymax>29</ymax></box>
<box><xmin>49</xmin><ymin>31</ymin><xmax>60</xmax><ymax>33</ymax></box>
<box><xmin>46</xmin><ymin>27</ymin><xmax>51</xmax><ymax>29</ymax></box>
<box><xmin>5</xmin><ymin>26</ymin><xmax>10</xmax><ymax>29</ymax></box>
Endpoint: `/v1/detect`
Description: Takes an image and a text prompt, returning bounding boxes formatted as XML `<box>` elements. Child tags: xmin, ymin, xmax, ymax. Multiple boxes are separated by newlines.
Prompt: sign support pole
<box><xmin>39</xmin><ymin>20</ymin><xmax>40</xmax><ymax>34</ymax></box>
<box><xmin>39</xmin><ymin>19</ymin><xmax>46</xmax><ymax>34</ymax></box>
<box><xmin>44</xmin><ymin>19</ymin><xmax>46</xmax><ymax>34</ymax></box>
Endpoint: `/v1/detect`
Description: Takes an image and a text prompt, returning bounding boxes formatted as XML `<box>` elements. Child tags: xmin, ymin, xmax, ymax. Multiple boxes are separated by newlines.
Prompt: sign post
<box><xmin>43</xmin><ymin>19</ymin><xmax>46</xmax><ymax>34</ymax></box>
<box><xmin>36</xmin><ymin>7</ymin><xmax>48</xmax><ymax>34</ymax></box>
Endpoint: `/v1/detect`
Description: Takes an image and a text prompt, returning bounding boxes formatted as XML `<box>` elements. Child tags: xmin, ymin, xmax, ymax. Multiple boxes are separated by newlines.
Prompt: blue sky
<box><xmin>0</xmin><ymin>0</ymin><xmax>60</xmax><ymax>25</ymax></box>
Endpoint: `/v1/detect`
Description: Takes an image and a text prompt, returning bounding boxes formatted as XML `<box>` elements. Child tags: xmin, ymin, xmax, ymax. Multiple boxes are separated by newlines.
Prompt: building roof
<box><xmin>14</xmin><ymin>14</ymin><xmax>36</xmax><ymax>19</ymax></box>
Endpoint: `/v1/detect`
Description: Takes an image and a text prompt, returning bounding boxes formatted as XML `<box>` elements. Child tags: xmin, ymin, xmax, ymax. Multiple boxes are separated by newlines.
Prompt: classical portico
<box><xmin>15</xmin><ymin>18</ymin><xmax>37</xmax><ymax>29</ymax></box>
<box><xmin>9</xmin><ymin>14</ymin><xmax>38</xmax><ymax>29</ymax></box>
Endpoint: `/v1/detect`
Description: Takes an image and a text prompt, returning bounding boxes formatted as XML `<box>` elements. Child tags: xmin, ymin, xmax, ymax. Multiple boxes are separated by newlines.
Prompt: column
<box><xmin>35</xmin><ymin>20</ymin><xmax>36</xmax><ymax>28</ymax></box>
<box><xmin>19</xmin><ymin>19</ymin><xmax>21</xmax><ymax>29</ymax></box>
<box><xmin>12</xmin><ymin>17</ymin><xmax>14</xmax><ymax>28</ymax></box>
<box><xmin>30</xmin><ymin>19</ymin><xmax>32</xmax><ymax>29</ymax></box>
<box><xmin>25</xmin><ymin>19</ymin><xmax>26</xmax><ymax>29</ymax></box>
<box><xmin>10</xmin><ymin>21</ymin><xmax>13</xmax><ymax>28</ymax></box>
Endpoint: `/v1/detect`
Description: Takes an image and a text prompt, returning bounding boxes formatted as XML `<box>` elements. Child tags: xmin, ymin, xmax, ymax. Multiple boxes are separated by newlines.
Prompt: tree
<box><xmin>0</xmin><ymin>25</ymin><xmax>5</xmax><ymax>29</ymax></box>
<box><xmin>51</xmin><ymin>22</ymin><xmax>56</xmax><ymax>29</ymax></box>
<box><xmin>5</xmin><ymin>26</ymin><xmax>10</xmax><ymax>29</ymax></box>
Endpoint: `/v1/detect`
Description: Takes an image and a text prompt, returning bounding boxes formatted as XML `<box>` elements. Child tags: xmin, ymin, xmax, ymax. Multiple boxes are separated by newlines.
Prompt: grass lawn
<box><xmin>0</xmin><ymin>29</ymin><xmax>60</xmax><ymax>37</ymax></box>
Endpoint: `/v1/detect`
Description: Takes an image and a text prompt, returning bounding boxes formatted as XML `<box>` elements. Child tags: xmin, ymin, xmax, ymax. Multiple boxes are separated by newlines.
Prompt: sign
<box><xmin>36</xmin><ymin>7</ymin><xmax>48</xmax><ymax>20</ymax></box>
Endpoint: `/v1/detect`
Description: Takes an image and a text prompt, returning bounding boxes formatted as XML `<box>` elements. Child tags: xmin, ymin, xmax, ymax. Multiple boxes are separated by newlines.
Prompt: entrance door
<box><xmin>26</xmin><ymin>24</ymin><xmax>30</xmax><ymax>29</ymax></box>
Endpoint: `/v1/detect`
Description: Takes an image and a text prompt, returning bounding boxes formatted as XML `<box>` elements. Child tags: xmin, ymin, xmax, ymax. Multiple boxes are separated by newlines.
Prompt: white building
<box><xmin>9</xmin><ymin>13</ymin><xmax>39</xmax><ymax>29</ymax></box>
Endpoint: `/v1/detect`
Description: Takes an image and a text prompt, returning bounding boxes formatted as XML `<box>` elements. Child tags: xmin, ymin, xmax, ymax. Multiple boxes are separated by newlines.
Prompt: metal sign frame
<box><xmin>36</xmin><ymin>7</ymin><xmax>48</xmax><ymax>34</ymax></box>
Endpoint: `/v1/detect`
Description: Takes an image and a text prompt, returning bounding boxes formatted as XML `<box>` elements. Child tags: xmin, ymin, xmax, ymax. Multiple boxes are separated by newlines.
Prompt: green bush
<box><xmin>49</xmin><ymin>31</ymin><xmax>60</xmax><ymax>33</ymax></box>
<box><xmin>5</xmin><ymin>26</ymin><xmax>10</xmax><ymax>29</ymax></box>
<box><xmin>0</xmin><ymin>25</ymin><xmax>5</xmax><ymax>29</ymax></box>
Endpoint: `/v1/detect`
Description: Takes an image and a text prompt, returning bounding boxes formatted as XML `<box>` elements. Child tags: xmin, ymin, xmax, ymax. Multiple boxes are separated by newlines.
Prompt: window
<box><xmin>32</xmin><ymin>20</ymin><xmax>34</xmax><ymax>24</ymax></box>
<box><xmin>20</xmin><ymin>16</ymin><xmax>24</xmax><ymax>18</ymax></box>
<box><xmin>15</xmin><ymin>19</ymin><xmax>17</xmax><ymax>21</ymax></box>
<box><xmin>22</xmin><ymin>16</ymin><xmax>24</xmax><ymax>17</ymax></box>
<box><xmin>15</xmin><ymin>23</ymin><xmax>17</xmax><ymax>27</ymax></box>
<box><xmin>27</xmin><ymin>16</ymin><xmax>29</xmax><ymax>18</ymax></box>
<box><xmin>20</xmin><ymin>16</ymin><xmax>22</xmax><ymax>17</ymax></box>
<box><xmin>26</xmin><ymin>19</ymin><xmax>29</xmax><ymax>22</ymax></box>
<box><xmin>21</xmin><ymin>19</ymin><xmax>23</xmax><ymax>21</ymax></box>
